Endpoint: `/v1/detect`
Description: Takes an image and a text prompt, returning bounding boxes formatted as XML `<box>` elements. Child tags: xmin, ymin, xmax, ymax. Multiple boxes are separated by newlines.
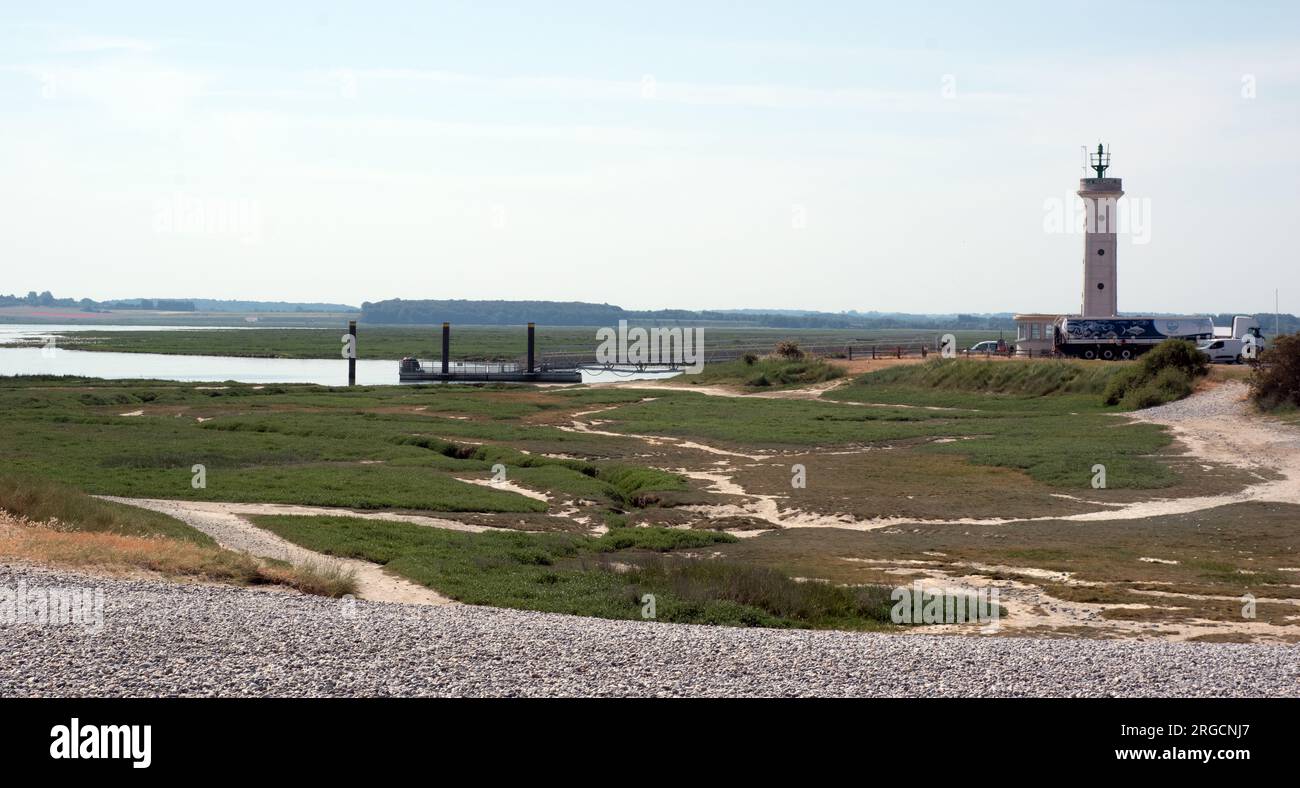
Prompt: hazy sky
<box><xmin>2</xmin><ymin>1</ymin><xmax>1298</xmax><ymax>314</ymax></box>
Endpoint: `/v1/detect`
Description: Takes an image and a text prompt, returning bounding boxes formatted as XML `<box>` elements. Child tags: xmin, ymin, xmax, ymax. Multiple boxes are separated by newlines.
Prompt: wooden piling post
<box><xmin>441</xmin><ymin>323</ymin><xmax>450</xmax><ymax>375</ymax></box>
<box><xmin>347</xmin><ymin>320</ymin><xmax>357</xmax><ymax>386</ymax></box>
<box><xmin>527</xmin><ymin>322</ymin><xmax>536</xmax><ymax>373</ymax></box>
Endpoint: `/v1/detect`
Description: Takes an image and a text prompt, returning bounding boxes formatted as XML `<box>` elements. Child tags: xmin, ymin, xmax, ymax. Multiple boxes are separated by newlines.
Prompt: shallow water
<box><xmin>0</xmin><ymin>326</ymin><xmax>680</xmax><ymax>386</ymax></box>
<box><xmin>0</xmin><ymin>323</ymin><xmax>257</xmax><ymax>340</ymax></box>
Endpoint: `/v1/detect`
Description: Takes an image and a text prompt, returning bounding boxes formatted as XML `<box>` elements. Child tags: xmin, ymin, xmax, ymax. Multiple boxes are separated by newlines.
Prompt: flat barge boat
<box><xmin>398</xmin><ymin>358</ymin><xmax>581</xmax><ymax>383</ymax></box>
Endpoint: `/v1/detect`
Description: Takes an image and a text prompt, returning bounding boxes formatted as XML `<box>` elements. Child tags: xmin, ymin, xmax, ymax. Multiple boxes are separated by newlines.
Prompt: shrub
<box><xmin>1249</xmin><ymin>333</ymin><xmax>1300</xmax><ymax>411</ymax></box>
<box><xmin>1102</xmin><ymin>365</ymin><xmax>1145</xmax><ymax>406</ymax></box>
<box><xmin>773</xmin><ymin>340</ymin><xmax>804</xmax><ymax>360</ymax></box>
<box><xmin>1101</xmin><ymin>339</ymin><xmax>1206</xmax><ymax>410</ymax></box>
<box><xmin>1119</xmin><ymin>366</ymin><xmax>1194</xmax><ymax>410</ymax></box>
<box><xmin>1139</xmin><ymin>338</ymin><xmax>1209</xmax><ymax>379</ymax></box>
<box><xmin>741</xmin><ymin>352</ymin><xmax>758</xmax><ymax>365</ymax></box>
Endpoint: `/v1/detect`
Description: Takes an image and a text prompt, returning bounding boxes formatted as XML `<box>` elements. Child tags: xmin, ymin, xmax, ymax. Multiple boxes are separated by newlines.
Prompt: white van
<box><xmin>1198</xmin><ymin>338</ymin><xmax>1247</xmax><ymax>363</ymax></box>
<box><xmin>1198</xmin><ymin>316</ymin><xmax>1265</xmax><ymax>363</ymax></box>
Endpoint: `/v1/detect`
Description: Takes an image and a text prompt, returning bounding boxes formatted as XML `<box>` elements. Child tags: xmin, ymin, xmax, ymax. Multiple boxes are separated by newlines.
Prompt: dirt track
<box><xmin>1125</xmin><ymin>381</ymin><xmax>1300</xmax><ymax>511</ymax></box>
<box><xmin>99</xmin><ymin>497</ymin><xmax>453</xmax><ymax>606</ymax></box>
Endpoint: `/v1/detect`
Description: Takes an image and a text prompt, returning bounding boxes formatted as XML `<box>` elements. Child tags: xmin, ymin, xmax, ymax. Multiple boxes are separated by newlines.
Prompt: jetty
<box><xmin>398</xmin><ymin>323</ymin><xmax>582</xmax><ymax>383</ymax></box>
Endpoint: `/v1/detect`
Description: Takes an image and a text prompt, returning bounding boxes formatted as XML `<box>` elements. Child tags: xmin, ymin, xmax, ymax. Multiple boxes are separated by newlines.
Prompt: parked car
<box><xmin>969</xmin><ymin>340</ymin><xmax>1002</xmax><ymax>353</ymax></box>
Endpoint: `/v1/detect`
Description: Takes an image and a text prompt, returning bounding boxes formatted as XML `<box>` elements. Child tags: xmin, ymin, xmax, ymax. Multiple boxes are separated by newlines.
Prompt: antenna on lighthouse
<box><xmin>1090</xmin><ymin>143</ymin><xmax>1111</xmax><ymax>177</ymax></box>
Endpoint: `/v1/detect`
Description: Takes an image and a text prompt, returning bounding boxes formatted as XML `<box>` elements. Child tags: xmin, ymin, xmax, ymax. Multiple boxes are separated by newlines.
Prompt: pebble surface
<box><xmin>1136</xmin><ymin>379</ymin><xmax>1252</xmax><ymax>421</ymax></box>
<box><xmin>2</xmin><ymin>563</ymin><xmax>1296</xmax><ymax>697</ymax></box>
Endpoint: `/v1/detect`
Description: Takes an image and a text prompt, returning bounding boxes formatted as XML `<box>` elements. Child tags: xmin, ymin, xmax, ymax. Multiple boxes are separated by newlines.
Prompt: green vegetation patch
<box><xmin>251</xmin><ymin>515</ymin><xmax>897</xmax><ymax>630</ymax></box>
<box><xmin>840</xmin><ymin>358</ymin><xmax>1124</xmax><ymax>399</ymax></box>
<box><xmin>595</xmin><ymin>385</ymin><xmax>1176</xmax><ymax>488</ymax></box>
<box><xmin>595</xmin><ymin>526</ymin><xmax>734</xmax><ymax>552</ymax></box>
<box><xmin>1101</xmin><ymin>340</ymin><xmax>1207</xmax><ymax>410</ymax></box>
<box><xmin>0</xmin><ymin>383</ymin><xmax>619</xmax><ymax>511</ymax></box>
<box><xmin>686</xmin><ymin>357</ymin><xmax>845</xmax><ymax>389</ymax></box>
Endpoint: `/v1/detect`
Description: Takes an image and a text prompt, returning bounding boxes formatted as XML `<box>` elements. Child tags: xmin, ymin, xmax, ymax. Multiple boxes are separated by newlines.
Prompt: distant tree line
<box><xmin>359</xmin><ymin>299</ymin><xmax>1027</xmax><ymax>330</ymax></box>
<box><xmin>102</xmin><ymin>299</ymin><xmax>197</xmax><ymax>311</ymax></box>
<box><xmin>360</xmin><ymin>300</ymin><xmax>1300</xmax><ymax>332</ymax></box>
<box><xmin>360</xmin><ymin>300</ymin><xmax>624</xmax><ymax>326</ymax></box>
<box><xmin>0</xmin><ymin>292</ymin><xmax>358</xmax><ymax>314</ymax></box>
<box><xmin>0</xmin><ymin>291</ymin><xmax>83</xmax><ymax>308</ymax></box>
<box><xmin>0</xmin><ymin>291</ymin><xmax>198</xmax><ymax>311</ymax></box>
<box><xmin>189</xmin><ymin>299</ymin><xmax>359</xmax><ymax>313</ymax></box>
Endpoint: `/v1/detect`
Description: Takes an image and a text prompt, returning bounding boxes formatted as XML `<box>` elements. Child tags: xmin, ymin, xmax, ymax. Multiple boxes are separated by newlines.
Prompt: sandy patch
<box><xmin>559</xmin><ymin>402</ymin><xmax>771</xmax><ymax>460</ymax></box>
<box><xmin>457</xmin><ymin>477</ymin><xmax>551</xmax><ymax>502</ymax></box>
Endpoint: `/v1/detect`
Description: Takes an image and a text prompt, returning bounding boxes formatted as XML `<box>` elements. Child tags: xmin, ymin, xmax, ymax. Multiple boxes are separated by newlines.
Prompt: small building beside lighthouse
<box><xmin>1011</xmin><ymin>313</ymin><xmax>1060</xmax><ymax>356</ymax></box>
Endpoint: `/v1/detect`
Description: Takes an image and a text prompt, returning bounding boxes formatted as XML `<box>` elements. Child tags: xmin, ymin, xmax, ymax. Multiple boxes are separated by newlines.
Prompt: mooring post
<box><xmin>441</xmin><ymin>322</ymin><xmax>450</xmax><ymax>375</ymax></box>
<box><xmin>527</xmin><ymin>322</ymin><xmax>536</xmax><ymax>373</ymax></box>
<box><xmin>348</xmin><ymin>320</ymin><xmax>357</xmax><ymax>386</ymax></box>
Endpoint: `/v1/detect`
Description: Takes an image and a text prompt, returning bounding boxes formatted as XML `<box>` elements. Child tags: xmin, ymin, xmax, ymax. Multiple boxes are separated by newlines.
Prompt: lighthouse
<box><xmin>1079</xmin><ymin>144</ymin><xmax>1122</xmax><ymax>316</ymax></box>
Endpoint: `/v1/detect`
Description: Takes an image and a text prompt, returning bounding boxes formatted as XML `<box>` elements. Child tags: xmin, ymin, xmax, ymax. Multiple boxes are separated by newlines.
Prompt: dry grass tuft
<box><xmin>0</xmin><ymin>512</ymin><xmax>356</xmax><ymax>597</ymax></box>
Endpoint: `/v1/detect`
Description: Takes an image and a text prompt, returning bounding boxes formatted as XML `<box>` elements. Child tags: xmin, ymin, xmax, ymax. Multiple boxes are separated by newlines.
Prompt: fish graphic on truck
<box><xmin>1055</xmin><ymin>316</ymin><xmax>1216</xmax><ymax>360</ymax></box>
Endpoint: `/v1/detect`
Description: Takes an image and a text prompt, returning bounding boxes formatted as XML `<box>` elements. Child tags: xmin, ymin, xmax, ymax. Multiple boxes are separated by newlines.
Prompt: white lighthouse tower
<box><xmin>1078</xmin><ymin>144</ymin><xmax>1122</xmax><ymax>316</ymax></box>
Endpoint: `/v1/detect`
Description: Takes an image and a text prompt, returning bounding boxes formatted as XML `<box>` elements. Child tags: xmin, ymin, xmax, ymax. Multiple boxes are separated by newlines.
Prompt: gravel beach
<box><xmin>2</xmin><ymin>562</ymin><xmax>1295</xmax><ymax>698</ymax></box>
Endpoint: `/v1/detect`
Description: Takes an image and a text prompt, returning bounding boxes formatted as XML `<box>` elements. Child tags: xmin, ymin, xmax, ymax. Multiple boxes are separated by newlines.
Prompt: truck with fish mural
<box><xmin>1053</xmin><ymin>316</ymin><xmax>1223</xmax><ymax>360</ymax></box>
